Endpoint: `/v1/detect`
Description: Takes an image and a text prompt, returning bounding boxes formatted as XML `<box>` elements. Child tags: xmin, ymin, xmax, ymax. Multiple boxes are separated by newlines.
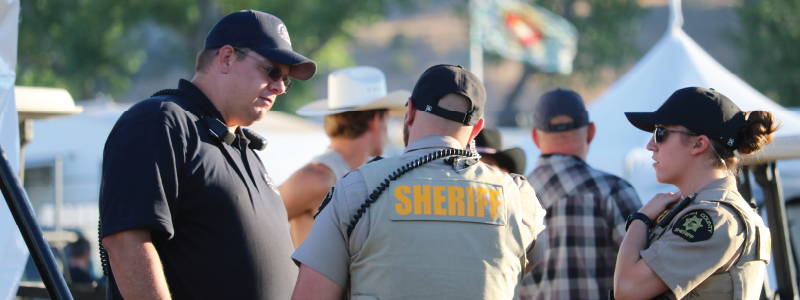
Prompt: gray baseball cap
<box><xmin>534</xmin><ymin>88</ymin><xmax>590</xmax><ymax>132</ymax></box>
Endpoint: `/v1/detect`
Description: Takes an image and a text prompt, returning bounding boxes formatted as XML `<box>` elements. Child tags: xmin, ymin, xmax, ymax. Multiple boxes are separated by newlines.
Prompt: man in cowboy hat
<box><xmin>472</xmin><ymin>127</ymin><xmax>527</xmax><ymax>174</ymax></box>
<box><xmin>520</xmin><ymin>89</ymin><xmax>641</xmax><ymax>300</ymax></box>
<box><xmin>280</xmin><ymin>66</ymin><xmax>410</xmax><ymax>247</ymax></box>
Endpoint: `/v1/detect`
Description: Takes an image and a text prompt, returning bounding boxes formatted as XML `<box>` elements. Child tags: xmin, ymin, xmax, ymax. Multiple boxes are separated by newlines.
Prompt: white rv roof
<box><xmin>15</xmin><ymin>86</ymin><xmax>83</xmax><ymax>120</ymax></box>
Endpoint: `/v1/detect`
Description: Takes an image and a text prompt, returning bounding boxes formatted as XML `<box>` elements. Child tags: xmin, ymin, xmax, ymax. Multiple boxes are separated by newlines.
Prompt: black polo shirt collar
<box><xmin>178</xmin><ymin>79</ymin><xmax>226</xmax><ymax>123</ymax></box>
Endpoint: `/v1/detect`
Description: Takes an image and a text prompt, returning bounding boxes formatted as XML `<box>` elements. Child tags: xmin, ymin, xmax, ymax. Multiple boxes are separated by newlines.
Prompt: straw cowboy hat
<box><xmin>296</xmin><ymin>66</ymin><xmax>411</xmax><ymax>116</ymax></box>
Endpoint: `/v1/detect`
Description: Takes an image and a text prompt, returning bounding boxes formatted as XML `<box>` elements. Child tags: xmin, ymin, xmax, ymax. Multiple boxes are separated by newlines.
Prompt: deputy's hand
<box><xmin>639</xmin><ymin>192</ymin><xmax>682</xmax><ymax>220</ymax></box>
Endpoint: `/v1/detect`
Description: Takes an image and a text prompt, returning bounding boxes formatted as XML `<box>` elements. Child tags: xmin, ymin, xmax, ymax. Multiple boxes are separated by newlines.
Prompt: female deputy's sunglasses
<box><xmin>653</xmin><ymin>127</ymin><xmax>698</xmax><ymax>144</ymax></box>
<box><xmin>235</xmin><ymin>48</ymin><xmax>293</xmax><ymax>92</ymax></box>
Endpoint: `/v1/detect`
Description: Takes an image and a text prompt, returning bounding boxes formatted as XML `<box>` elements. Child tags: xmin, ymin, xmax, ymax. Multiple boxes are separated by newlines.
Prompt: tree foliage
<box><xmin>494</xmin><ymin>0</ymin><xmax>644</xmax><ymax>125</ymax></box>
<box><xmin>17</xmin><ymin>0</ymin><xmax>392</xmax><ymax>111</ymax></box>
<box><xmin>734</xmin><ymin>0</ymin><xmax>800</xmax><ymax>107</ymax></box>
<box><xmin>535</xmin><ymin>0</ymin><xmax>644</xmax><ymax>76</ymax></box>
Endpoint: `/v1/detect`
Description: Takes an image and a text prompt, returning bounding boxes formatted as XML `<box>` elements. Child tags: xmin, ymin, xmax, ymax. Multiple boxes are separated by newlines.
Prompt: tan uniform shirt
<box><xmin>292</xmin><ymin>135</ymin><xmax>548</xmax><ymax>289</ymax></box>
<box><xmin>642</xmin><ymin>176</ymin><xmax>765</xmax><ymax>299</ymax></box>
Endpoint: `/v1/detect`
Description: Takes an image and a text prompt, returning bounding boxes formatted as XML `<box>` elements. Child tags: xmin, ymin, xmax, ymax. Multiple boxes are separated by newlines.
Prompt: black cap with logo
<box><xmin>204</xmin><ymin>10</ymin><xmax>316</xmax><ymax>80</ymax></box>
<box><xmin>625</xmin><ymin>87</ymin><xmax>746</xmax><ymax>149</ymax></box>
<box><xmin>534</xmin><ymin>88</ymin><xmax>590</xmax><ymax>132</ymax></box>
<box><xmin>410</xmin><ymin>64</ymin><xmax>486</xmax><ymax>126</ymax></box>
<box><xmin>473</xmin><ymin>128</ymin><xmax>527</xmax><ymax>174</ymax></box>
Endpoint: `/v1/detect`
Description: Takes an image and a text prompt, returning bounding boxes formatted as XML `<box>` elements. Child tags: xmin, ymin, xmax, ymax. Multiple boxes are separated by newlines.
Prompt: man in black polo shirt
<box><xmin>99</xmin><ymin>10</ymin><xmax>316</xmax><ymax>299</ymax></box>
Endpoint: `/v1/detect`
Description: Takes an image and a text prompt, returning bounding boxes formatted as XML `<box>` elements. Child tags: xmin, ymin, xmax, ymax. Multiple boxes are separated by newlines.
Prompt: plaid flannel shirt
<box><xmin>520</xmin><ymin>154</ymin><xmax>642</xmax><ymax>300</ymax></box>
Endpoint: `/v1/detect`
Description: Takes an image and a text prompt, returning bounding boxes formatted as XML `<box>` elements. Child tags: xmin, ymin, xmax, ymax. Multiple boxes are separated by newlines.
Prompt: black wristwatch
<box><xmin>626</xmin><ymin>213</ymin><xmax>651</xmax><ymax>231</ymax></box>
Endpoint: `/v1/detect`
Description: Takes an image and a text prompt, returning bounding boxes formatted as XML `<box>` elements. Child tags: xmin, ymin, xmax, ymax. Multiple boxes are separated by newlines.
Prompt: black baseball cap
<box><xmin>204</xmin><ymin>10</ymin><xmax>316</xmax><ymax>80</ymax></box>
<box><xmin>534</xmin><ymin>88</ymin><xmax>590</xmax><ymax>132</ymax></box>
<box><xmin>625</xmin><ymin>87</ymin><xmax>746</xmax><ymax>149</ymax></box>
<box><xmin>410</xmin><ymin>64</ymin><xmax>486</xmax><ymax>126</ymax></box>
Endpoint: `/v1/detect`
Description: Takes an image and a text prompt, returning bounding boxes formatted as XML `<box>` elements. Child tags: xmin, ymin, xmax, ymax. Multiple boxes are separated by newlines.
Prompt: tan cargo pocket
<box><xmin>757</xmin><ymin>226</ymin><xmax>771</xmax><ymax>264</ymax></box>
<box><xmin>688</xmin><ymin>272</ymin><xmax>734</xmax><ymax>299</ymax></box>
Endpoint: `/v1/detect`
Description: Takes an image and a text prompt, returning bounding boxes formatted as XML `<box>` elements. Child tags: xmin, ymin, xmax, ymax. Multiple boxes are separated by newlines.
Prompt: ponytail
<box><xmin>736</xmin><ymin>111</ymin><xmax>778</xmax><ymax>155</ymax></box>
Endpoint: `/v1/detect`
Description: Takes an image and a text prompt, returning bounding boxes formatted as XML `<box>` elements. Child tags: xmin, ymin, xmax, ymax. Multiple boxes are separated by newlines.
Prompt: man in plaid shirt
<box><xmin>519</xmin><ymin>89</ymin><xmax>642</xmax><ymax>300</ymax></box>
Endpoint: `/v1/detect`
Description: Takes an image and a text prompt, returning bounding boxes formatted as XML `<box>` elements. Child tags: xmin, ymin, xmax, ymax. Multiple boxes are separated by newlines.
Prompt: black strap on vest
<box><xmin>345</xmin><ymin>149</ymin><xmax>474</xmax><ymax>238</ymax></box>
<box><xmin>658</xmin><ymin>195</ymin><xmax>695</xmax><ymax>228</ymax></box>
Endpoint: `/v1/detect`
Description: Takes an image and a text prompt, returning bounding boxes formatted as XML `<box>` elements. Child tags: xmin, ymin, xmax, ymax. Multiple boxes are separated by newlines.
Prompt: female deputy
<box><xmin>614</xmin><ymin>87</ymin><xmax>777</xmax><ymax>300</ymax></box>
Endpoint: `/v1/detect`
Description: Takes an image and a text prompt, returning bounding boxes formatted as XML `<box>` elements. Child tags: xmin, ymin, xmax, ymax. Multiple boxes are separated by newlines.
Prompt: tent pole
<box><xmin>468</xmin><ymin>0</ymin><xmax>483</xmax><ymax>82</ymax></box>
<box><xmin>754</xmin><ymin>162</ymin><xmax>799</xmax><ymax>300</ymax></box>
<box><xmin>0</xmin><ymin>144</ymin><xmax>73</xmax><ymax>300</ymax></box>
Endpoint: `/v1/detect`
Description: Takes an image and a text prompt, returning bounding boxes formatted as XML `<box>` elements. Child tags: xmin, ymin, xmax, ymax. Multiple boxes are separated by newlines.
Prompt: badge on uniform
<box><xmin>672</xmin><ymin>210</ymin><xmax>714</xmax><ymax>242</ymax></box>
<box><xmin>264</xmin><ymin>174</ymin><xmax>280</xmax><ymax>195</ymax></box>
<box><xmin>314</xmin><ymin>187</ymin><xmax>335</xmax><ymax>219</ymax></box>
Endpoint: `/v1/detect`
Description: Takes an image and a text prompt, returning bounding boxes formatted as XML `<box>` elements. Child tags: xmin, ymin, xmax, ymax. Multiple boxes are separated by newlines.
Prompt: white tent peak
<box><xmin>586</xmin><ymin>24</ymin><xmax>800</xmax><ymax>180</ymax></box>
<box><xmin>514</xmin><ymin>10</ymin><xmax>800</xmax><ymax>187</ymax></box>
<box><xmin>669</xmin><ymin>0</ymin><xmax>684</xmax><ymax>30</ymax></box>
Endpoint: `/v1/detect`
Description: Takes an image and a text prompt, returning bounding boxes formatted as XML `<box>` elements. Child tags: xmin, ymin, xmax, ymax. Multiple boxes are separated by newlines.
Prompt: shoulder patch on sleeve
<box><xmin>365</xmin><ymin>156</ymin><xmax>384</xmax><ymax>164</ymax></box>
<box><xmin>314</xmin><ymin>187</ymin><xmax>335</xmax><ymax>219</ymax></box>
<box><xmin>672</xmin><ymin>210</ymin><xmax>714</xmax><ymax>242</ymax></box>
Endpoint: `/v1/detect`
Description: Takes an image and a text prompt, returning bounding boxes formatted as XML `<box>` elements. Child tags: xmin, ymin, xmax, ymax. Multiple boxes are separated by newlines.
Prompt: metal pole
<box><xmin>18</xmin><ymin>118</ymin><xmax>33</xmax><ymax>185</ymax></box>
<box><xmin>754</xmin><ymin>162</ymin><xmax>799</xmax><ymax>300</ymax></box>
<box><xmin>54</xmin><ymin>155</ymin><xmax>73</xmax><ymax>284</ymax></box>
<box><xmin>0</xmin><ymin>144</ymin><xmax>73</xmax><ymax>299</ymax></box>
<box><xmin>738</xmin><ymin>165</ymin><xmax>775</xmax><ymax>300</ymax></box>
<box><xmin>55</xmin><ymin>155</ymin><xmax>63</xmax><ymax>234</ymax></box>
<box><xmin>468</xmin><ymin>0</ymin><xmax>484</xmax><ymax>82</ymax></box>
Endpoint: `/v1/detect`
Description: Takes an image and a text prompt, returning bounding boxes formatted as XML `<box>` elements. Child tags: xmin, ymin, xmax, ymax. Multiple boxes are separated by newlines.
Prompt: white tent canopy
<box><xmin>0</xmin><ymin>1</ymin><xmax>24</xmax><ymax>299</ymax></box>
<box><xmin>588</xmin><ymin>26</ymin><xmax>800</xmax><ymax>180</ymax></box>
<box><xmin>516</xmin><ymin>0</ymin><xmax>800</xmax><ymax>198</ymax></box>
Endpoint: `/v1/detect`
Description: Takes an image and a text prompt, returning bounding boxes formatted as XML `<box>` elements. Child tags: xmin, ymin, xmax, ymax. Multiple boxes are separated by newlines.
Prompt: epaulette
<box><xmin>366</xmin><ymin>156</ymin><xmax>384</xmax><ymax>164</ymax></box>
<box><xmin>150</xmin><ymin>89</ymin><xmax>180</xmax><ymax>97</ymax></box>
<box><xmin>314</xmin><ymin>187</ymin><xmax>335</xmax><ymax>219</ymax></box>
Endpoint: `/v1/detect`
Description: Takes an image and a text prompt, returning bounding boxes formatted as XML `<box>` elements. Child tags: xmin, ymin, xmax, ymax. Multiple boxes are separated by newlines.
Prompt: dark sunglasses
<box><xmin>653</xmin><ymin>127</ymin><xmax>698</xmax><ymax>143</ymax></box>
<box><xmin>234</xmin><ymin>48</ymin><xmax>292</xmax><ymax>92</ymax></box>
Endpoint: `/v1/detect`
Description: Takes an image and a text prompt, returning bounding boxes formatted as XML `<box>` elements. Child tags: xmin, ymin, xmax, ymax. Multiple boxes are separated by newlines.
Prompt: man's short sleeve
<box><xmin>607</xmin><ymin>180</ymin><xmax>643</xmax><ymax>247</ymax></box>
<box><xmin>100</xmin><ymin>110</ymin><xmax>186</xmax><ymax>241</ymax></box>
<box><xmin>640</xmin><ymin>203</ymin><xmax>743</xmax><ymax>299</ymax></box>
<box><xmin>292</xmin><ymin>171</ymin><xmax>369</xmax><ymax>289</ymax></box>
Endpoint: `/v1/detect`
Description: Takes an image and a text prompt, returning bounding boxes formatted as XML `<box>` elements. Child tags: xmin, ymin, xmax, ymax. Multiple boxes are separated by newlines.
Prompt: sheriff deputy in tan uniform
<box><xmin>614</xmin><ymin>87</ymin><xmax>777</xmax><ymax>300</ymax></box>
<box><xmin>290</xmin><ymin>64</ymin><xmax>548</xmax><ymax>300</ymax></box>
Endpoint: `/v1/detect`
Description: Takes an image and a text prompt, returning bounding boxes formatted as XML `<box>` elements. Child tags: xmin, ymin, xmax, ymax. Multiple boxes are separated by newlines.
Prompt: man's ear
<box><xmin>468</xmin><ymin>118</ymin><xmax>485</xmax><ymax>145</ymax></box>
<box><xmin>369</xmin><ymin>112</ymin><xmax>381</xmax><ymax>133</ymax></box>
<box><xmin>217</xmin><ymin>46</ymin><xmax>236</xmax><ymax>74</ymax></box>
<box><xmin>405</xmin><ymin>98</ymin><xmax>416</xmax><ymax>127</ymax></box>
<box><xmin>690</xmin><ymin>135</ymin><xmax>710</xmax><ymax>156</ymax></box>
<box><xmin>586</xmin><ymin>122</ymin><xmax>596</xmax><ymax>144</ymax></box>
<box><xmin>532</xmin><ymin>128</ymin><xmax>541</xmax><ymax>149</ymax></box>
